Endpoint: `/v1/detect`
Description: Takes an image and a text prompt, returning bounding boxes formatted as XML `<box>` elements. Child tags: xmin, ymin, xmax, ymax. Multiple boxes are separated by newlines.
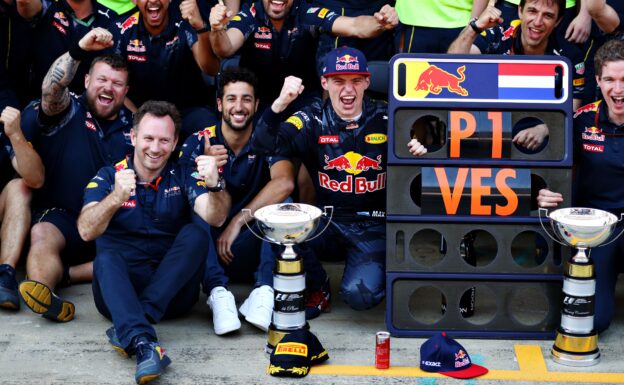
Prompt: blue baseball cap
<box><xmin>321</xmin><ymin>46</ymin><xmax>370</xmax><ymax>77</ymax></box>
<box><xmin>420</xmin><ymin>332</ymin><xmax>488</xmax><ymax>379</ymax></box>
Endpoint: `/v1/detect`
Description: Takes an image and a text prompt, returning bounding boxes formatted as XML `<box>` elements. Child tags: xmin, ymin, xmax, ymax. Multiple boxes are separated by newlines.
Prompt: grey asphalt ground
<box><xmin>1</xmin><ymin>265</ymin><xmax>623</xmax><ymax>385</ymax></box>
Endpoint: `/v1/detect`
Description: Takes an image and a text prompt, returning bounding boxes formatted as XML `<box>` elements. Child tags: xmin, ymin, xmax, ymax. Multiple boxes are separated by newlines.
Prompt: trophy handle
<box><xmin>304</xmin><ymin>206</ymin><xmax>334</xmax><ymax>243</ymax></box>
<box><xmin>538</xmin><ymin>208</ymin><xmax>569</xmax><ymax>247</ymax></box>
<box><xmin>592</xmin><ymin>213</ymin><xmax>624</xmax><ymax>248</ymax></box>
<box><xmin>241</xmin><ymin>208</ymin><xmax>282</xmax><ymax>245</ymax></box>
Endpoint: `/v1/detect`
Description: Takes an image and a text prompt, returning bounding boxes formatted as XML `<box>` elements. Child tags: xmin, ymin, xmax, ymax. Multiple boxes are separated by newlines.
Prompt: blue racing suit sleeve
<box><xmin>83</xmin><ymin>167</ymin><xmax>115</xmax><ymax>207</ymax></box>
<box><xmin>251</xmin><ymin>107</ymin><xmax>291</xmax><ymax>156</ymax></box>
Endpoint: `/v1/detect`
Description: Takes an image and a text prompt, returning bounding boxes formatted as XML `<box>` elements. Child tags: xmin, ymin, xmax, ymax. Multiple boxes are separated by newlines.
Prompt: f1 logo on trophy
<box><xmin>243</xmin><ymin>203</ymin><xmax>333</xmax><ymax>353</ymax></box>
<box><xmin>539</xmin><ymin>207</ymin><xmax>623</xmax><ymax>366</ymax></box>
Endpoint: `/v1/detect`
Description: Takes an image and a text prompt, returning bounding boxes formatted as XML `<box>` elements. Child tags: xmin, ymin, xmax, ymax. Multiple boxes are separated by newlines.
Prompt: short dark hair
<box><xmin>89</xmin><ymin>54</ymin><xmax>129</xmax><ymax>79</ymax></box>
<box><xmin>595</xmin><ymin>39</ymin><xmax>624</xmax><ymax>78</ymax></box>
<box><xmin>519</xmin><ymin>0</ymin><xmax>565</xmax><ymax>21</ymax></box>
<box><xmin>217</xmin><ymin>67</ymin><xmax>259</xmax><ymax>99</ymax></box>
<box><xmin>133</xmin><ymin>100</ymin><xmax>182</xmax><ymax>138</ymax></box>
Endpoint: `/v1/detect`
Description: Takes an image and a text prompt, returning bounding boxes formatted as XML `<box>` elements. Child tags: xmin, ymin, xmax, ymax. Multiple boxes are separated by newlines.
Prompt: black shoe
<box><xmin>0</xmin><ymin>264</ymin><xmax>19</xmax><ymax>310</ymax></box>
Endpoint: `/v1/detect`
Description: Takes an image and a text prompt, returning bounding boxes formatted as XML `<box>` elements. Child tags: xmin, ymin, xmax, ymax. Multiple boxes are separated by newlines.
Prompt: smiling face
<box><xmin>217</xmin><ymin>81</ymin><xmax>258</xmax><ymax>132</ymax></box>
<box><xmin>84</xmin><ymin>62</ymin><xmax>128</xmax><ymax>120</ymax></box>
<box><xmin>321</xmin><ymin>74</ymin><xmax>370</xmax><ymax>120</ymax></box>
<box><xmin>134</xmin><ymin>0</ymin><xmax>170</xmax><ymax>35</ymax></box>
<box><xmin>262</xmin><ymin>0</ymin><xmax>293</xmax><ymax>20</ymax></box>
<box><xmin>518</xmin><ymin>0</ymin><xmax>561</xmax><ymax>54</ymax></box>
<box><xmin>597</xmin><ymin>60</ymin><xmax>624</xmax><ymax>125</ymax></box>
<box><xmin>131</xmin><ymin>113</ymin><xmax>177</xmax><ymax>178</ymax></box>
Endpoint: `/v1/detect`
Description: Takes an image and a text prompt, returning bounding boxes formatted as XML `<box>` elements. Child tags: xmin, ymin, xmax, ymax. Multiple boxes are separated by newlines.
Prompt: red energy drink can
<box><xmin>375</xmin><ymin>331</ymin><xmax>390</xmax><ymax>369</ymax></box>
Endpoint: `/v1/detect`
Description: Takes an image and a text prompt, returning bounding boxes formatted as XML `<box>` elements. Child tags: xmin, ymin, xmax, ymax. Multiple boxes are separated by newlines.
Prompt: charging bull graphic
<box><xmin>416</xmin><ymin>65</ymin><xmax>468</xmax><ymax>96</ymax></box>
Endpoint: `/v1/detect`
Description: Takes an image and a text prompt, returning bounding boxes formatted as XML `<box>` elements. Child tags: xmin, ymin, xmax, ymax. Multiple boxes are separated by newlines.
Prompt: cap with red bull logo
<box><xmin>321</xmin><ymin>47</ymin><xmax>370</xmax><ymax>78</ymax></box>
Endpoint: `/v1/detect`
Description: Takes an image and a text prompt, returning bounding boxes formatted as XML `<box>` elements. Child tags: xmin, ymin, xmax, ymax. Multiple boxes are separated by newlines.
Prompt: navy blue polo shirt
<box><xmin>228</xmin><ymin>0</ymin><xmax>339</xmax><ymax>103</ymax></box>
<box><xmin>178</xmin><ymin>123</ymin><xmax>286</xmax><ymax>220</ymax></box>
<box><xmin>474</xmin><ymin>20</ymin><xmax>586</xmax><ymax>99</ymax></box>
<box><xmin>24</xmin><ymin>0</ymin><xmax>117</xmax><ymax>100</ymax></box>
<box><xmin>573</xmin><ymin>100</ymin><xmax>624</xmax><ymax>212</ymax></box>
<box><xmin>83</xmin><ymin>156</ymin><xmax>209</xmax><ymax>251</ymax></box>
<box><xmin>21</xmin><ymin>93</ymin><xmax>133</xmax><ymax>215</ymax></box>
<box><xmin>112</xmin><ymin>8</ymin><xmax>212</xmax><ymax>110</ymax></box>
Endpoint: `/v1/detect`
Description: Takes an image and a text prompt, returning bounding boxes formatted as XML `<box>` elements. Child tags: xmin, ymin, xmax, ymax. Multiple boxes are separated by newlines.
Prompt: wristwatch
<box><xmin>207</xmin><ymin>175</ymin><xmax>226</xmax><ymax>192</ymax></box>
<box><xmin>469</xmin><ymin>18</ymin><xmax>483</xmax><ymax>34</ymax></box>
<box><xmin>195</xmin><ymin>21</ymin><xmax>210</xmax><ymax>34</ymax></box>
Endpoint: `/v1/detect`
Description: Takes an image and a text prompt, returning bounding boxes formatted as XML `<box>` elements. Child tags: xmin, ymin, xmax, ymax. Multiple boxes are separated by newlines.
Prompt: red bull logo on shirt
<box><xmin>320</xmin><ymin>152</ymin><xmax>385</xmax><ymax>194</ymax></box>
<box><xmin>582</xmin><ymin>126</ymin><xmax>605</xmax><ymax>142</ymax></box>
<box><xmin>415</xmin><ymin>65</ymin><xmax>468</xmax><ymax>96</ymax></box>
<box><xmin>254</xmin><ymin>27</ymin><xmax>272</xmax><ymax>39</ymax></box>
<box><xmin>335</xmin><ymin>54</ymin><xmax>360</xmax><ymax>72</ymax></box>
<box><xmin>54</xmin><ymin>12</ymin><xmax>70</xmax><ymax>27</ymax></box>
<box><xmin>127</xmin><ymin>39</ymin><xmax>145</xmax><ymax>53</ymax></box>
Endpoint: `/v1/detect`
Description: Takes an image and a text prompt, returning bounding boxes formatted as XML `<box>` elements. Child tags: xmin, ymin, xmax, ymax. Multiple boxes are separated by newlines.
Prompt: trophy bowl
<box><xmin>547</xmin><ymin>207</ymin><xmax>619</xmax><ymax>248</ymax></box>
<box><xmin>252</xmin><ymin>203</ymin><xmax>324</xmax><ymax>245</ymax></box>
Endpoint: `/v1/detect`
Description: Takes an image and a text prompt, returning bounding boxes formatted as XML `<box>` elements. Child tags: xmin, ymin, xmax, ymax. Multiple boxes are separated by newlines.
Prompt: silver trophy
<box><xmin>539</xmin><ymin>207</ymin><xmax>623</xmax><ymax>366</ymax></box>
<box><xmin>243</xmin><ymin>203</ymin><xmax>332</xmax><ymax>353</ymax></box>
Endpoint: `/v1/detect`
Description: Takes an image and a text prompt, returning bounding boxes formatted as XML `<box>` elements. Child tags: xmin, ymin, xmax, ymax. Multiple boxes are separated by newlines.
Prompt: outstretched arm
<box><xmin>181</xmin><ymin>0</ymin><xmax>221</xmax><ymax>75</ymax></box>
<box><xmin>331</xmin><ymin>4</ymin><xmax>398</xmax><ymax>38</ymax></box>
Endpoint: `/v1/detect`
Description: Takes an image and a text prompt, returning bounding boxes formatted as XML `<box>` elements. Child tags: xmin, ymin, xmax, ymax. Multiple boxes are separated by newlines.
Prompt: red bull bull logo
<box><xmin>254</xmin><ymin>26</ymin><xmax>272</xmax><ymax>39</ymax></box>
<box><xmin>335</xmin><ymin>54</ymin><xmax>360</xmax><ymax>72</ymax></box>
<box><xmin>117</xmin><ymin>12</ymin><xmax>139</xmax><ymax>34</ymax></box>
<box><xmin>416</xmin><ymin>65</ymin><xmax>468</xmax><ymax>96</ymax></box>
<box><xmin>582</xmin><ymin>125</ymin><xmax>605</xmax><ymax>142</ymax></box>
<box><xmin>320</xmin><ymin>152</ymin><xmax>385</xmax><ymax>194</ymax></box>
<box><xmin>54</xmin><ymin>12</ymin><xmax>69</xmax><ymax>27</ymax></box>
<box><xmin>501</xmin><ymin>25</ymin><xmax>516</xmax><ymax>40</ymax></box>
<box><xmin>127</xmin><ymin>39</ymin><xmax>145</xmax><ymax>53</ymax></box>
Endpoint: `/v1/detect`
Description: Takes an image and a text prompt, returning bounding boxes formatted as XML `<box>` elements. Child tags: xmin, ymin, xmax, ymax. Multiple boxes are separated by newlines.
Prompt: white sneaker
<box><xmin>239</xmin><ymin>285</ymin><xmax>274</xmax><ymax>332</ymax></box>
<box><xmin>207</xmin><ymin>286</ymin><xmax>241</xmax><ymax>335</ymax></box>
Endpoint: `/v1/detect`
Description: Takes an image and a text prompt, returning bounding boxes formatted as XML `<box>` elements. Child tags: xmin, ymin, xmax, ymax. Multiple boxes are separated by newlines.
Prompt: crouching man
<box><xmin>77</xmin><ymin>101</ymin><xmax>230</xmax><ymax>384</ymax></box>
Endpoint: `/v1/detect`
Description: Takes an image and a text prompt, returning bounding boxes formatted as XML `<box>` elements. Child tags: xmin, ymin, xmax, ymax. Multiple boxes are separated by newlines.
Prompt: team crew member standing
<box><xmin>253</xmin><ymin>47</ymin><xmax>387</xmax><ymax>319</ymax></box>
<box><xmin>537</xmin><ymin>39</ymin><xmax>624</xmax><ymax>333</ymax></box>
<box><xmin>179</xmin><ymin>67</ymin><xmax>294</xmax><ymax>334</ymax></box>
<box><xmin>208</xmin><ymin>0</ymin><xmax>398</xmax><ymax>114</ymax></box>
<box><xmin>18</xmin><ymin>28</ymin><xmax>133</xmax><ymax>322</ymax></box>
<box><xmin>78</xmin><ymin>101</ymin><xmax>229</xmax><ymax>384</ymax></box>
<box><xmin>113</xmin><ymin>0</ymin><xmax>220</xmax><ymax>137</ymax></box>
<box><xmin>448</xmin><ymin>0</ymin><xmax>586</xmax><ymax>110</ymax></box>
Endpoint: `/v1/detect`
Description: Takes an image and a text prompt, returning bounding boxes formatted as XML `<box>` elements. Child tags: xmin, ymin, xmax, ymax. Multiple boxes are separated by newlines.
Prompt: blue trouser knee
<box><xmin>92</xmin><ymin>223</ymin><xmax>207</xmax><ymax>349</ymax></box>
<box><xmin>201</xmin><ymin>220</ymin><xmax>276</xmax><ymax>293</ymax></box>
<box><xmin>297</xmin><ymin>219</ymin><xmax>386</xmax><ymax>310</ymax></box>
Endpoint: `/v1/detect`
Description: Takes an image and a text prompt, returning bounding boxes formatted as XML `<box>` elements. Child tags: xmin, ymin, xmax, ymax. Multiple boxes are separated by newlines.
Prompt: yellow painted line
<box><xmin>309</xmin><ymin>344</ymin><xmax>624</xmax><ymax>383</ymax></box>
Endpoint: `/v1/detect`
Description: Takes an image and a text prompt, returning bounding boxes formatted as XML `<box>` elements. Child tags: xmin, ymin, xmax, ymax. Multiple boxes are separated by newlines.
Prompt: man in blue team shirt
<box><xmin>17</xmin><ymin>28</ymin><xmax>134</xmax><ymax>322</ymax></box>
<box><xmin>253</xmin><ymin>47</ymin><xmax>388</xmax><ymax>318</ymax></box>
<box><xmin>537</xmin><ymin>39</ymin><xmax>624</xmax><ymax>334</ymax></box>
<box><xmin>0</xmin><ymin>106</ymin><xmax>44</xmax><ymax>310</ymax></box>
<box><xmin>113</xmin><ymin>0</ymin><xmax>220</xmax><ymax>138</ymax></box>
<box><xmin>179</xmin><ymin>67</ymin><xmax>294</xmax><ymax>334</ymax></box>
<box><xmin>78</xmin><ymin>100</ymin><xmax>229</xmax><ymax>384</ymax></box>
<box><xmin>208</xmin><ymin>0</ymin><xmax>398</xmax><ymax>114</ymax></box>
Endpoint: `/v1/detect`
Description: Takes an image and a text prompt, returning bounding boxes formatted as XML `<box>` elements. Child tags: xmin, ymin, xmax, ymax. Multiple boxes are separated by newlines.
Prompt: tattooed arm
<box><xmin>41</xmin><ymin>27</ymin><xmax>114</xmax><ymax>117</ymax></box>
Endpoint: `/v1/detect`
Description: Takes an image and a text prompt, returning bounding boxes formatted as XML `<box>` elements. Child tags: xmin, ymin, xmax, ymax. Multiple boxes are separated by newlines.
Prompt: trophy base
<box><xmin>551</xmin><ymin>347</ymin><xmax>600</xmax><ymax>367</ymax></box>
<box><xmin>551</xmin><ymin>328</ymin><xmax>600</xmax><ymax>367</ymax></box>
<box><xmin>266</xmin><ymin>323</ymin><xmax>310</xmax><ymax>355</ymax></box>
